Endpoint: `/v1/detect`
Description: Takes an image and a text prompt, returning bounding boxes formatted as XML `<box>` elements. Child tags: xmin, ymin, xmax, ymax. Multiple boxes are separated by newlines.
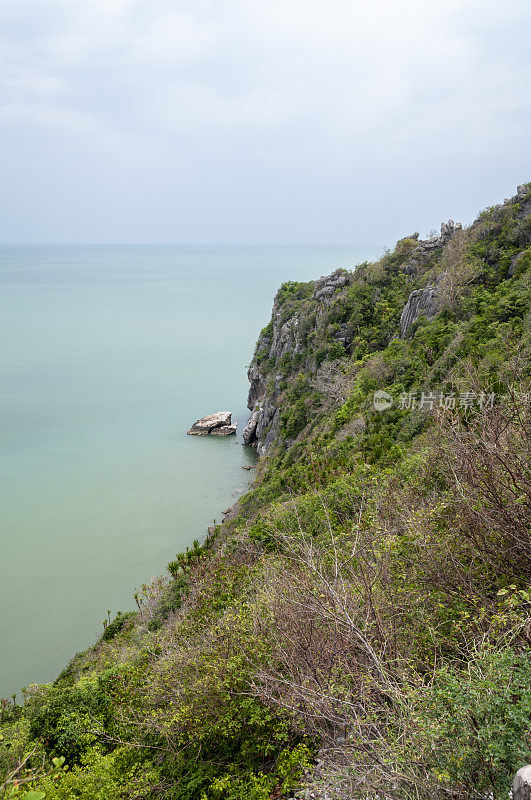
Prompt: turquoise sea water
<box><xmin>0</xmin><ymin>245</ymin><xmax>377</xmax><ymax>698</ymax></box>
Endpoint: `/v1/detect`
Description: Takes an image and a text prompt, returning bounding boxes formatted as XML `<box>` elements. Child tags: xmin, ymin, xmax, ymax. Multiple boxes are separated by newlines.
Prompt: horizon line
<box><xmin>0</xmin><ymin>241</ymin><xmax>381</xmax><ymax>249</ymax></box>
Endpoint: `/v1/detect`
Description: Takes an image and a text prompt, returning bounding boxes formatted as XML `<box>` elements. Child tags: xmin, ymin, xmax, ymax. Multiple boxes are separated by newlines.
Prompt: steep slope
<box><xmin>244</xmin><ymin>184</ymin><xmax>530</xmax><ymax>460</ymax></box>
<box><xmin>1</xmin><ymin>185</ymin><xmax>530</xmax><ymax>800</ymax></box>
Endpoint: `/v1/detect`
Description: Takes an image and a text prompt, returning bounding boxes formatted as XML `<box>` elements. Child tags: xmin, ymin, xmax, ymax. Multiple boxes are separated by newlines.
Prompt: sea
<box><xmin>0</xmin><ymin>244</ymin><xmax>377</xmax><ymax>698</ymax></box>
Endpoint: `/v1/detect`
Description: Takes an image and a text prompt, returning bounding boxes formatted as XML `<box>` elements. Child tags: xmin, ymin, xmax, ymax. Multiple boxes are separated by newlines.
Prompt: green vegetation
<box><xmin>1</xmin><ymin>187</ymin><xmax>530</xmax><ymax>799</ymax></box>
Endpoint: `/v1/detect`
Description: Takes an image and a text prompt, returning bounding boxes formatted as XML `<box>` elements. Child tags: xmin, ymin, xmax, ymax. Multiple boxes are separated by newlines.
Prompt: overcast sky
<box><xmin>1</xmin><ymin>0</ymin><xmax>530</xmax><ymax>245</ymax></box>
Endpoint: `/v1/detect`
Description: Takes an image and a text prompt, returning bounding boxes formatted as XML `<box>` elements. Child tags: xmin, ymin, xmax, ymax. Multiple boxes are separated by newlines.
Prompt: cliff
<box><xmin>242</xmin><ymin>185</ymin><xmax>530</xmax><ymax>464</ymax></box>
<box><xmin>1</xmin><ymin>184</ymin><xmax>530</xmax><ymax>800</ymax></box>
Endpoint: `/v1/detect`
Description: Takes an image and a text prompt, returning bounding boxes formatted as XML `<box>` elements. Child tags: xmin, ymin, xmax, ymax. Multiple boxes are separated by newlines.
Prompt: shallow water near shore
<box><xmin>0</xmin><ymin>244</ymin><xmax>377</xmax><ymax>698</ymax></box>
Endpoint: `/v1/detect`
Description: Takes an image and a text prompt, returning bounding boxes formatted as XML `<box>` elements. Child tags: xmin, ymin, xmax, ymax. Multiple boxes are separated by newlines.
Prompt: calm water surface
<box><xmin>0</xmin><ymin>245</ymin><xmax>377</xmax><ymax>697</ymax></box>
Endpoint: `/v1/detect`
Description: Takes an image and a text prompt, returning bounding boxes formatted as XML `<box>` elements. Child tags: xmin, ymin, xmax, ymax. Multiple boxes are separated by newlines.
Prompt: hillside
<box><xmin>1</xmin><ymin>184</ymin><xmax>530</xmax><ymax>800</ymax></box>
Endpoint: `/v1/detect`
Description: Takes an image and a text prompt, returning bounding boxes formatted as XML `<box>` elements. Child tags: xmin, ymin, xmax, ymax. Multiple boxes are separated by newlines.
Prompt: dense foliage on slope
<box><xmin>1</xmin><ymin>186</ymin><xmax>530</xmax><ymax>800</ymax></box>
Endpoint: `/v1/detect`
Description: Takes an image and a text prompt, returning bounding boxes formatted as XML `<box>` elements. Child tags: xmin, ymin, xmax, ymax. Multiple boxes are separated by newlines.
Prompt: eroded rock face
<box><xmin>211</xmin><ymin>423</ymin><xmax>237</xmax><ymax>436</ymax></box>
<box><xmin>400</xmin><ymin>286</ymin><xmax>438</xmax><ymax>337</ymax></box>
<box><xmin>247</xmin><ymin>364</ymin><xmax>263</xmax><ymax>411</ymax></box>
<box><xmin>187</xmin><ymin>411</ymin><xmax>235</xmax><ymax>436</ymax></box>
<box><xmin>243</xmin><ymin>268</ymin><xmax>355</xmax><ymax>454</ymax></box>
<box><xmin>254</xmin><ymin>399</ymin><xmax>279</xmax><ymax>455</ymax></box>
<box><xmin>242</xmin><ymin>408</ymin><xmax>261</xmax><ymax>445</ymax></box>
<box><xmin>313</xmin><ymin>269</ymin><xmax>350</xmax><ymax>301</ymax></box>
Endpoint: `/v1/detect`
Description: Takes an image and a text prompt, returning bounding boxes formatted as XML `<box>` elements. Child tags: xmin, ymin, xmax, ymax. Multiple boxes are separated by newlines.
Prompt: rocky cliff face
<box><xmin>243</xmin><ymin>183</ymin><xmax>531</xmax><ymax>457</ymax></box>
<box><xmin>243</xmin><ymin>270</ymin><xmax>353</xmax><ymax>454</ymax></box>
<box><xmin>242</xmin><ymin>228</ymin><xmax>463</xmax><ymax>454</ymax></box>
<box><xmin>400</xmin><ymin>286</ymin><xmax>438</xmax><ymax>336</ymax></box>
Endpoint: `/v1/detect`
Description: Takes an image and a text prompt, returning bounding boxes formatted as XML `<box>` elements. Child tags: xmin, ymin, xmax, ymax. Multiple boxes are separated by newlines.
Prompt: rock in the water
<box><xmin>211</xmin><ymin>423</ymin><xmax>237</xmax><ymax>436</ymax></box>
<box><xmin>400</xmin><ymin>286</ymin><xmax>438</xmax><ymax>337</ymax></box>
<box><xmin>513</xmin><ymin>766</ymin><xmax>531</xmax><ymax>800</ymax></box>
<box><xmin>187</xmin><ymin>411</ymin><xmax>233</xmax><ymax>435</ymax></box>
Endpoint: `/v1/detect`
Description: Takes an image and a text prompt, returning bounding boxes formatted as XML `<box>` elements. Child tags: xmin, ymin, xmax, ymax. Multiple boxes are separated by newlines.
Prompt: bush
<box><xmin>101</xmin><ymin>611</ymin><xmax>135</xmax><ymax>642</ymax></box>
<box><xmin>402</xmin><ymin>647</ymin><xmax>531</xmax><ymax>799</ymax></box>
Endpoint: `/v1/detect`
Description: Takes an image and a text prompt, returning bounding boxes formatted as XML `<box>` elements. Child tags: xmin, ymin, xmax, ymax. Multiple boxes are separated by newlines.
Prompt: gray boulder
<box><xmin>513</xmin><ymin>766</ymin><xmax>531</xmax><ymax>800</ymax></box>
<box><xmin>187</xmin><ymin>411</ymin><xmax>234</xmax><ymax>436</ymax></box>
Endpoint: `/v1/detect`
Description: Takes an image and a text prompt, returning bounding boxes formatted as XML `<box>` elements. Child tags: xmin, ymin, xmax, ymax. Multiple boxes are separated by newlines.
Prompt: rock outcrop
<box><xmin>187</xmin><ymin>411</ymin><xmax>236</xmax><ymax>436</ymax></box>
<box><xmin>400</xmin><ymin>286</ymin><xmax>438</xmax><ymax>337</ymax></box>
<box><xmin>313</xmin><ymin>269</ymin><xmax>350</xmax><ymax>301</ymax></box>
<box><xmin>401</xmin><ymin>220</ymin><xmax>462</xmax><ymax>275</ymax></box>
<box><xmin>242</xmin><ymin>408</ymin><xmax>260</xmax><ymax>445</ymax></box>
<box><xmin>243</xmin><ymin>269</ymin><xmax>354</xmax><ymax>454</ymax></box>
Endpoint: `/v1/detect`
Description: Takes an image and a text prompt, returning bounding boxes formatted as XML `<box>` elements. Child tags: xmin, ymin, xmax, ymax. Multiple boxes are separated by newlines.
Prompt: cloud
<box><xmin>1</xmin><ymin>0</ymin><xmax>530</xmax><ymax>242</ymax></box>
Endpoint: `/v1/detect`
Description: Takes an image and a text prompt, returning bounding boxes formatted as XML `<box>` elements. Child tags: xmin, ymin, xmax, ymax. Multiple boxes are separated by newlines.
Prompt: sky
<box><xmin>1</xmin><ymin>0</ymin><xmax>530</xmax><ymax>245</ymax></box>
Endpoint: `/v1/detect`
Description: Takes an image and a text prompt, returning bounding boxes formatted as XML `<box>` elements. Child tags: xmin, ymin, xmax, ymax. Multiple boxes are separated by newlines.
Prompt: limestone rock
<box><xmin>211</xmin><ymin>423</ymin><xmax>237</xmax><ymax>436</ymax></box>
<box><xmin>187</xmin><ymin>411</ymin><xmax>233</xmax><ymax>435</ymax></box>
<box><xmin>401</xmin><ymin>220</ymin><xmax>462</xmax><ymax>274</ymax></box>
<box><xmin>313</xmin><ymin>269</ymin><xmax>349</xmax><ymax>301</ymax></box>
<box><xmin>244</xmin><ymin>267</ymin><xmax>355</xmax><ymax>454</ymax></box>
<box><xmin>400</xmin><ymin>287</ymin><xmax>438</xmax><ymax>337</ymax></box>
<box><xmin>243</xmin><ymin>408</ymin><xmax>260</xmax><ymax>445</ymax></box>
<box><xmin>517</xmin><ymin>184</ymin><xmax>529</xmax><ymax>202</ymax></box>
<box><xmin>440</xmin><ymin>219</ymin><xmax>462</xmax><ymax>244</ymax></box>
<box><xmin>259</xmin><ymin>412</ymin><xmax>280</xmax><ymax>455</ymax></box>
<box><xmin>247</xmin><ymin>364</ymin><xmax>263</xmax><ymax>411</ymax></box>
<box><xmin>513</xmin><ymin>765</ymin><xmax>531</xmax><ymax>800</ymax></box>
<box><xmin>254</xmin><ymin>400</ymin><xmax>279</xmax><ymax>455</ymax></box>
<box><xmin>210</xmin><ymin>422</ymin><xmax>237</xmax><ymax>436</ymax></box>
